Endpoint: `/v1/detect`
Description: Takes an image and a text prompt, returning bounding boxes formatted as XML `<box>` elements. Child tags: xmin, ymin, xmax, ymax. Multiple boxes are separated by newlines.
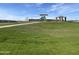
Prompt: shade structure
<box><xmin>40</xmin><ymin>14</ymin><xmax>48</xmax><ymax>16</ymax></box>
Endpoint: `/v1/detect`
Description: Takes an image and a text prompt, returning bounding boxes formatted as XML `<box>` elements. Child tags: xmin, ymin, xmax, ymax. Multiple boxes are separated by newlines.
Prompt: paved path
<box><xmin>0</xmin><ymin>22</ymin><xmax>40</xmax><ymax>29</ymax></box>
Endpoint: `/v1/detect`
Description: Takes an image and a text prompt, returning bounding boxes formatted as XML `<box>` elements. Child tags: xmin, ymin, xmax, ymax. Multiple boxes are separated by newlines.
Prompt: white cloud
<box><xmin>25</xmin><ymin>3</ymin><xmax>43</xmax><ymax>8</ymax></box>
<box><xmin>47</xmin><ymin>3</ymin><xmax>64</xmax><ymax>12</ymax></box>
<box><xmin>0</xmin><ymin>9</ymin><xmax>26</xmax><ymax>21</ymax></box>
<box><xmin>47</xmin><ymin>3</ymin><xmax>79</xmax><ymax>16</ymax></box>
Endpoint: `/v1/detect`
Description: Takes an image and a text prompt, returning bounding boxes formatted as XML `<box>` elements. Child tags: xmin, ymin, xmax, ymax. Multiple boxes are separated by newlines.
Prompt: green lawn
<box><xmin>0</xmin><ymin>22</ymin><xmax>29</xmax><ymax>26</ymax></box>
<box><xmin>0</xmin><ymin>22</ymin><xmax>79</xmax><ymax>55</ymax></box>
<box><xmin>0</xmin><ymin>23</ymin><xmax>18</xmax><ymax>26</ymax></box>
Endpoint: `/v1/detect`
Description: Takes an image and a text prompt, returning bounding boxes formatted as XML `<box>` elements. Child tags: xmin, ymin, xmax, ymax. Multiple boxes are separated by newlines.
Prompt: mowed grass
<box><xmin>0</xmin><ymin>23</ymin><xmax>18</xmax><ymax>26</ymax></box>
<box><xmin>0</xmin><ymin>22</ymin><xmax>29</xmax><ymax>26</ymax></box>
<box><xmin>0</xmin><ymin>22</ymin><xmax>79</xmax><ymax>55</ymax></box>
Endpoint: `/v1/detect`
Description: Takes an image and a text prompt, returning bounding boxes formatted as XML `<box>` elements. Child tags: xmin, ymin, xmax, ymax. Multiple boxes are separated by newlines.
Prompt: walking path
<box><xmin>0</xmin><ymin>22</ymin><xmax>40</xmax><ymax>29</ymax></box>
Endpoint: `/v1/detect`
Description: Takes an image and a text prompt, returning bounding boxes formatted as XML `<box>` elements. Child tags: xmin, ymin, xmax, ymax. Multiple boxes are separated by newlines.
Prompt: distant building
<box><xmin>28</xmin><ymin>15</ymin><xmax>67</xmax><ymax>22</ymax></box>
<box><xmin>29</xmin><ymin>19</ymin><xmax>40</xmax><ymax>21</ymax></box>
<box><xmin>56</xmin><ymin>16</ymin><xmax>66</xmax><ymax>21</ymax></box>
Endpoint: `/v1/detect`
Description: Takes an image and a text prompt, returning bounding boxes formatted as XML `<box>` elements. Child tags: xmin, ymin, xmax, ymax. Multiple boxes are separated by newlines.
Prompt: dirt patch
<box><xmin>42</xmin><ymin>29</ymin><xmax>74</xmax><ymax>33</ymax></box>
<box><xmin>42</xmin><ymin>29</ymin><xmax>74</xmax><ymax>37</ymax></box>
<box><xmin>53</xmin><ymin>29</ymin><xmax>74</xmax><ymax>32</ymax></box>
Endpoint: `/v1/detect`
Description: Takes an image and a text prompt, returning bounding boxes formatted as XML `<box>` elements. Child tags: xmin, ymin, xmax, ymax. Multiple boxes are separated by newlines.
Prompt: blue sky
<box><xmin>0</xmin><ymin>3</ymin><xmax>79</xmax><ymax>21</ymax></box>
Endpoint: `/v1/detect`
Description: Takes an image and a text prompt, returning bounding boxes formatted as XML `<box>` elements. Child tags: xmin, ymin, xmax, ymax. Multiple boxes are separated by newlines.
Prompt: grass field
<box><xmin>0</xmin><ymin>21</ymin><xmax>79</xmax><ymax>55</ymax></box>
<box><xmin>0</xmin><ymin>22</ymin><xmax>29</xmax><ymax>26</ymax></box>
<box><xmin>0</xmin><ymin>23</ymin><xmax>14</xmax><ymax>26</ymax></box>
<box><xmin>0</xmin><ymin>23</ymin><xmax>19</xmax><ymax>26</ymax></box>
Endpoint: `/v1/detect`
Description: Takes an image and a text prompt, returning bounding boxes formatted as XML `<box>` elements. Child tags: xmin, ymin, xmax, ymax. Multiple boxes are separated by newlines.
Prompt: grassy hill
<box><xmin>0</xmin><ymin>22</ymin><xmax>79</xmax><ymax>55</ymax></box>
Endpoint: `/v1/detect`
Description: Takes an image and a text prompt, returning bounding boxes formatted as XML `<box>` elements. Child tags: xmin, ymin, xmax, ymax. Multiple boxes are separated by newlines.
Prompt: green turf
<box><xmin>0</xmin><ymin>23</ymin><xmax>18</xmax><ymax>26</ymax></box>
<box><xmin>0</xmin><ymin>22</ymin><xmax>79</xmax><ymax>55</ymax></box>
<box><xmin>0</xmin><ymin>22</ymin><xmax>29</xmax><ymax>26</ymax></box>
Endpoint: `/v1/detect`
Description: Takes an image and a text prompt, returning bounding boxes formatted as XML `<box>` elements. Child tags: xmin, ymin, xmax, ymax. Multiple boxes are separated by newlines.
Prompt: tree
<box><xmin>40</xmin><ymin>16</ymin><xmax>46</xmax><ymax>21</ymax></box>
<box><xmin>40</xmin><ymin>14</ymin><xmax>48</xmax><ymax>21</ymax></box>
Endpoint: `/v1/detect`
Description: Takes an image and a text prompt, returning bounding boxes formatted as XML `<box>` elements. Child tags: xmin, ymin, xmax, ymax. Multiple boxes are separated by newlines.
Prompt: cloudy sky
<box><xmin>0</xmin><ymin>3</ymin><xmax>79</xmax><ymax>21</ymax></box>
